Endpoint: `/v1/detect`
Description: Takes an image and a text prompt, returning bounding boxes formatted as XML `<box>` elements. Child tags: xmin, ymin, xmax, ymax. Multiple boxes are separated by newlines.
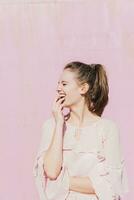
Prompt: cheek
<box><xmin>67</xmin><ymin>89</ymin><xmax>80</xmax><ymax>100</ymax></box>
<box><xmin>65</xmin><ymin>85</ymin><xmax>80</xmax><ymax>98</ymax></box>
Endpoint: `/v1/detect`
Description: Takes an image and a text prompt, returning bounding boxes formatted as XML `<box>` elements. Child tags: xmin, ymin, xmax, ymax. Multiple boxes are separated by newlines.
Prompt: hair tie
<box><xmin>90</xmin><ymin>64</ymin><xmax>97</xmax><ymax>73</ymax></box>
<box><xmin>91</xmin><ymin>64</ymin><xmax>101</xmax><ymax>72</ymax></box>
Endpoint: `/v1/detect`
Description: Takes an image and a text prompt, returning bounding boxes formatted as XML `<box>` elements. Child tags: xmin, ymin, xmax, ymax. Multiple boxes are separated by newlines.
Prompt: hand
<box><xmin>52</xmin><ymin>92</ymin><xmax>66</xmax><ymax>123</ymax></box>
<box><xmin>69</xmin><ymin>176</ymin><xmax>73</xmax><ymax>190</ymax></box>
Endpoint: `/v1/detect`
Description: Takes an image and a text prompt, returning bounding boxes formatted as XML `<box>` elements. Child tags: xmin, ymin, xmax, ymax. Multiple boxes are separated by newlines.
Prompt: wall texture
<box><xmin>0</xmin><ymin>0</ymin><xmax>133</xmax><ymax>199</ymax></box>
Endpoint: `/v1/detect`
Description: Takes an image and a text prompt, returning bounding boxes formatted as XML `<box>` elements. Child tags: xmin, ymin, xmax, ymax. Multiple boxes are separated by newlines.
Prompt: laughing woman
<box><xmin>33</xmin><ymin>61</ymin><xmax>129</xmax><ymax>200</ymax></box>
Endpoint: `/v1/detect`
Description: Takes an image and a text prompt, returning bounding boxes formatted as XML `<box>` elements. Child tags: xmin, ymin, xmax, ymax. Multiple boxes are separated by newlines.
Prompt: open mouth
<box><xmin>59</xmin><ymin>93</ymin><xmax>66</xmax><ymax>97</ymax></box>
<box><xmin>57</xmin><ymin>93</ymin><xmax>66</xmax><ymax>102</ymax></box>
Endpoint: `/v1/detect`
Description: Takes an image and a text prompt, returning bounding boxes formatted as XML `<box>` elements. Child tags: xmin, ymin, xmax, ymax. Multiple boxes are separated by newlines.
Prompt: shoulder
<box><xmin>100</xmin><ymin>117</ymin><xmax>120</xmax><ymax>138</ymax></box>
<box><xmin>40</xmin><ymin>117</ymin><xmax>56</xmax><ymax>140</ymax></box>
<box><xmin>42</xmin><ymin>116</ymin><xmax>55</xmax><ymax>129</ymax></box>
<box><xmin>101</xmin><ymin>117</ymin><xmax>118</xmax><ymax>127</ymax></box>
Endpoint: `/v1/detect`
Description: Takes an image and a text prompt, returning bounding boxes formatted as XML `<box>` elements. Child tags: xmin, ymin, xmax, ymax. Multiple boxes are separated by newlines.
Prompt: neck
<box><xmin>68</xmin><ymin>98</ymin><xmax>99</xmax><ymax>127</ymax></box>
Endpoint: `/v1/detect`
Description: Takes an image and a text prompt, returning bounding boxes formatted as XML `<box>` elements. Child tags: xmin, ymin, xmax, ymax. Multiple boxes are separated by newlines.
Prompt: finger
<box><xmin>56</xmin><ymin>96</ymin><xmax>65</xmax><ymax>103</ymax></box>
<box><xmin>60</xmin><ymin>104</ymin><xmax>64</xmax><ymax>111</ymax></box>
<box><xmin>57</xmin><ymin>97</ymin><xmax>65</xmax><ymax>105</ymax></box>
<box><xmin>59</xmin><ymin>100</ymin><xmax>65</xmax><ymax>110</ymax></box>
<box><xmin>54</xmin><ymin>93</ymin><xmax>60</xmax><ymax>103</ymax></box>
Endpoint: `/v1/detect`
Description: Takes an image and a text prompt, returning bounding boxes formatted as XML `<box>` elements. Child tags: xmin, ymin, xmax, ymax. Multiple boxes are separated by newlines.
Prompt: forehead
<box><xmin>58</xmin><ymin>69</ymin><xmax>76</xmax><ymax>82</ymax></box>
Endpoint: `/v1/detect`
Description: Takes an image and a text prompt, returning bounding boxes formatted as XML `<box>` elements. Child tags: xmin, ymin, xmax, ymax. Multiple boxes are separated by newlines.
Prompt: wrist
<box><xmin>69</xmin><ymin>176</ymin><xmax>74</xmax><ymax>190</ymax></box>
<box><xmin>69</xmin><ymin>176</ymin><xmax>72</xmax><ymax>190</ymax></box>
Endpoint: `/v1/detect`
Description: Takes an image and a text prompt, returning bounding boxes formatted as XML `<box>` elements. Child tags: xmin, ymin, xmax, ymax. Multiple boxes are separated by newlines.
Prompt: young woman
<box><xmin>33</xmin><ymin>61</ymin><xmax>129</xmax><ymax>200</ymax></box>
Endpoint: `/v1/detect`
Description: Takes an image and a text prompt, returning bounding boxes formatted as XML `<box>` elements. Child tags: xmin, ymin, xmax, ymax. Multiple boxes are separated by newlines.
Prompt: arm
<box><xmin>33</xmin><ymin>118</ymin><xmax>71</xmax><ymax>200</ymax></box>
<box><xmin>69</xmin><ymin>176</ymin><xmax>96</xmax><ymax>195</ymax></box>
<box><xmin>86</xmin><ymin>121</ymin><xmax>129</xmax><ymax>200</ymax></box>
<box><xmin>43</xmin><ymin>121</ymin><xmax>64</xmax><ymax>180</ymax></box>
<box><xmin>69</xmin><ymin>121</ymin><xmax>129</xmax><ymax>199</ymax></box>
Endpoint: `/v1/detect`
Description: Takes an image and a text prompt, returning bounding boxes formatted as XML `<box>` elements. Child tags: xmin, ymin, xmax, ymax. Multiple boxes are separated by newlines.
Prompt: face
<box><xmin>57</xmin><ymin>69</ymin><xmax>89</xmax><ymax>108</ymax></box>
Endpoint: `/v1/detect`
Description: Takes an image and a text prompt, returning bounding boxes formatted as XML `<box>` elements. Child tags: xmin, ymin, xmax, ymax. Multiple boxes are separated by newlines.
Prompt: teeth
<box><xmin>59</xmin><ymin>94</ymin><xmax>66</xmax><ymax>96</ymax></box>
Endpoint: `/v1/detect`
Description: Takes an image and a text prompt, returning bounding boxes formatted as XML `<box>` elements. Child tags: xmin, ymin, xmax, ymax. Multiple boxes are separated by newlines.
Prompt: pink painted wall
<box><xmin>0</xmin><ymin>1</ymin><xmax>133</xmax><ymax>199</ymax></box>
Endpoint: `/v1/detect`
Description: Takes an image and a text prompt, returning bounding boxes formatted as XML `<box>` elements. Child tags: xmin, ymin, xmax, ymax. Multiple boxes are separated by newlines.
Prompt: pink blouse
<box><xmin>33</xmin><ymin>116</ymin><xmax>129</xmax><ymax>200</ymax></box>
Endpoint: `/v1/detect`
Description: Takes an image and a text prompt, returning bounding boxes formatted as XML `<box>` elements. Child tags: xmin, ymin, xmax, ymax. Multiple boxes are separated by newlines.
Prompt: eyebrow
<box><xmin>58</xmin><ymin>80</ymin><xmax>68</xmax><ymax>84</ymax></box>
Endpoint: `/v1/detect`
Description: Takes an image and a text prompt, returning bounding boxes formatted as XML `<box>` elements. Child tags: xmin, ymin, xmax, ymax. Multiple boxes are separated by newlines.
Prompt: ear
<box><xmin>79</xmin><ymin>83</ymin><xmax>89</xmax><ymax>95</ymax></box>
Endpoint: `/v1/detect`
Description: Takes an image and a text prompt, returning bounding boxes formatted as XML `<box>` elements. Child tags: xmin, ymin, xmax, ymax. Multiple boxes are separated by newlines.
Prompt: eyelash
<box><xmin>63</xmin><ymin>83</ymin><xmax>67</xmax><ymax>86</ymax></box>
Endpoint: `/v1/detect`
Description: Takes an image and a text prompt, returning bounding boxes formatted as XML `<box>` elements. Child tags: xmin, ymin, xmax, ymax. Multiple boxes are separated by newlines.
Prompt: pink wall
<box><xmin>0</xmin><ymin>1</ymin><xmax>133</xmax><ymax>199</ymax></box>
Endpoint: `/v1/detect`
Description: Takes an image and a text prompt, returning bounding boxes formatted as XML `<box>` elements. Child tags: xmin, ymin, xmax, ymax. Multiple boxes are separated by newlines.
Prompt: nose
<box><xmin>56</xmin><ymin>88</ymin><xmax>61</xmax><ymax>94</ymax></box>
<box><xmin>56</xmin><ymin>83</ymin><xmax>63</xmax><ymax>94</ymax></box>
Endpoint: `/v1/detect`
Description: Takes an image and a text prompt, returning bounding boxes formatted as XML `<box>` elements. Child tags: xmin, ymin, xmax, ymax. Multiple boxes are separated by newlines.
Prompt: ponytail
<box><xmin>64</xmin><ymin>61</ymin><xmax>109</xmax><ymax>116</ymax></box>
<box><xmin>88</xmin><ymin>64</ymin><xmax>109</xmax><ymax>116</ymax></box>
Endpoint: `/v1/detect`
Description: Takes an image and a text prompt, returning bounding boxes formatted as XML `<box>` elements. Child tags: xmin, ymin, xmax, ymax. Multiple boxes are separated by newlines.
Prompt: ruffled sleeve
<box><xmin>88</xmin><ymin>120</ymin><xmax>129</xmax><ymax>200</ymax></box>
<box><xmin>32</xmin><ymin>117</ymin><xmax>70</xmax><ymax>200</ymax></box>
